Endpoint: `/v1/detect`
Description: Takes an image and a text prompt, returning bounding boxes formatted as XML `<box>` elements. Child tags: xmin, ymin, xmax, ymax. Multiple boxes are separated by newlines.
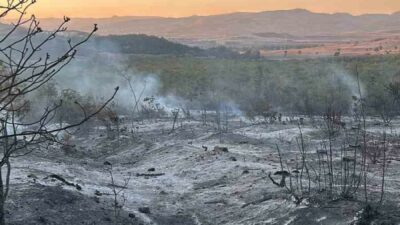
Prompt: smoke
<box><xmin>330</xmin><ymin>66</ymin><xmax>366</xmax><ymax>98</ymax></box>
<box><xmin>22</xmin><ymin>32</ymin><xmax>370</xmax><ymax>119</ymax></box>
<box><xmin>56</xmin><ymin>57</ymin><xmax>161</xmax><ymax>111</ymax></box>
<box><xmin>157</xmin><ymin>95</ymin><xmax>186</xmax><ymax>111</ymax></box>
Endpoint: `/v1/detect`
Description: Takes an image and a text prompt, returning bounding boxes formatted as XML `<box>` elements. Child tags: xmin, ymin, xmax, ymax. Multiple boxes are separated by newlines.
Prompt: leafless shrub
<box><xmin>104</xmin><ymin>162</ymin><xmax>131</xmax><ymax>225</ymax></box>
<box><xmin>269</xmin><ymin>66</ymin><xmax>391</xmax><ymax>210</ymax></box>
<box><xmin>0</xmin><ymin>1</ymin><xmax>118</xmax><ymax>224</ymax></box>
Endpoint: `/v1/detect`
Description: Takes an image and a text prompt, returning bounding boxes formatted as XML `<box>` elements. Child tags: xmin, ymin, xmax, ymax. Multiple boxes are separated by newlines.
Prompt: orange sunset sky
<box><xmin>30</xmin><ymin>0</ymin><xmax>400</xmax><ymax>18</ymax></box>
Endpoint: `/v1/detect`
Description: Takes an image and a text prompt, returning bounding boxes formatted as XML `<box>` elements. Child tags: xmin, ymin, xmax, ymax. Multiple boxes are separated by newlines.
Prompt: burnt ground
<box><xmin>4</xmin><ymin>118</ymin><xmax>400</xmax><ymax>225</ymax></box>
<box><xmin>6</xmin><ymin>184</ymin><xmax>139</xmax><ymax>225</ymax></box>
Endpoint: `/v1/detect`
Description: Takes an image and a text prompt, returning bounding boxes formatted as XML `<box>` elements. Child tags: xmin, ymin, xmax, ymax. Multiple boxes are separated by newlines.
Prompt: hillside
<box><xmin>0</xmin><ymin>21</ymin><xmax>246</xmax><ymax>58</ymax></box>
<box><xmin>93</xmin><ymin>34</ymin><xmax>204</xmax><ymax>55</ymax></box>
<box><xmin>89</xmin><ymin>34</ymin><xmax>247</xmax><ymax>58</ymax></box>
<box><xmin>29</xmin><ymin>32</ymin><xmax>246</xmax><ymax>59</ymax></box>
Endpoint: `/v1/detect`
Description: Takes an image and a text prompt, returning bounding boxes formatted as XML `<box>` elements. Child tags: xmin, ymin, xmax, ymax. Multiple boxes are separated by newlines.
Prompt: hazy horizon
<box><xmin>29</xmin><ymin>8</ymin><xmax>400</xmax><ymax>20</ymax></box>
<box><xmin>25</xmin><ymin>0</ymin><xmax>400</xmax><ymax>19</ymax></box>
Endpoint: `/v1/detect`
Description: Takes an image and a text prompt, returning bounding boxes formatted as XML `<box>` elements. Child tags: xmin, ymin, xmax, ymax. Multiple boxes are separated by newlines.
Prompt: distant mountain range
<box><xmin>31</xmin><ymin>9</ymin><xmax>400</xmax><ymax>43</ymax></box>
<box><xmin>3</xmin><ymin>9</ymin><xmax>400</xmax><ymax>51</ymax></box>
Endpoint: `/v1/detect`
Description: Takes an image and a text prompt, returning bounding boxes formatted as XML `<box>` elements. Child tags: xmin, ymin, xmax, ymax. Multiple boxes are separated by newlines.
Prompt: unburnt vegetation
<box><xmin>97</xmin><ymin>54</ymin><xmax>400</xmax><ymax>117</ymax></box>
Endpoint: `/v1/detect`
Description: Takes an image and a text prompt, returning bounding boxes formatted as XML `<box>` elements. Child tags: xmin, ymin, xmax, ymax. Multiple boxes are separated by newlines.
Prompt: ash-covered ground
<box><xmin>6</xmin><ymin>117</ymin><xmax>400</xmax><ymax>225</ymax></box>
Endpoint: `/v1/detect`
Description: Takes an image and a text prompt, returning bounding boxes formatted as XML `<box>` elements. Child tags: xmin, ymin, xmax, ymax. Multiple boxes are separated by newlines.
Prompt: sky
<box><xmin>29</xmin><ymin>0</ymin><xmax>400</xmax><ymax>18</ymax></box>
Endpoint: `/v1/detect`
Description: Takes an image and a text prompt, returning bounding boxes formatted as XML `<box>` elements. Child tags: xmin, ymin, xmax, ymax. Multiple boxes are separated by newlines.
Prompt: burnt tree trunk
<box><xmin>0</xmin><ymin>166</ymin><xmax>5</xmax><ymax>225</ymax></box>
